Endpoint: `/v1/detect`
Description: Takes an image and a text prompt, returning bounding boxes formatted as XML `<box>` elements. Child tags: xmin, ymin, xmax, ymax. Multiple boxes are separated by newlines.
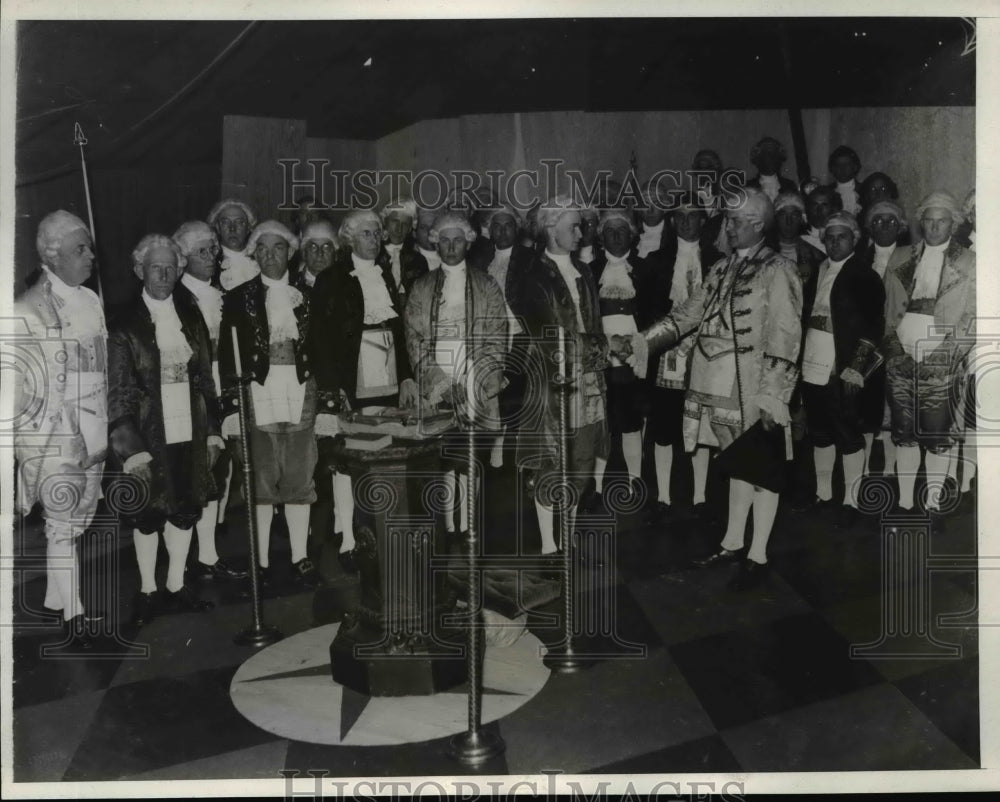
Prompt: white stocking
<box><xmin>882</xmin><ymin>435</ymin><xmax>897</xmax><ymax>476</ymax></box>
<box><xmin>814</xmin><ymin>445</ymin><xmax>836</xmax><ymax>501</ymax></box>
<box><xmin>133</xmin><ymin>530</ymin><xmax>159</xmax><ymax>594</ymax></box>
<box><xmin>196</xmin><ymin>501</ymin><xmax>219</xmax><ymax>566</ymax></box>
<box><xmin>163</xmin><ymin>522</ymin><xmax>192</xmax><ymax>593</ymax></box>
<box><xmin>962</xmin><ymin>432</ymin><xmax>977</xmax><ymax>491</ymax></box>
<box><xmin>285</xmin><ymin>503</ymin><xmax>310</xmax><ymax>564</ymax></box>
<box><xmin>255</xmin><ymin>504</ymin><xmax>274</xmax><ymax>568</ymax></box>
<box><xmin>45</xmin><ymin>521</ymin><xmax>83</xmax><ymax>620</ymax></box>
<box><xmin>535</xmin><ymin>499</ymin><xmax>557</xmax><ymax>554</ymax></box>
<box><xmin>924</xmin><ymin>449</ymin><xmax>951</xmax><ymax>511</ymax></box>
<box><xmin>720</xmin><ymin>479</ymin><xmax>754</xmax><ymax>552</ymax></box>
<box><xmin>748</xmin><ymin>488</ymin><xmax>779</xmax><ymax>564</ymax></box>
<box><xmin>333</xmin><ymin>472</ymin><xmax>355</xmax><ymax>551</ymax></box>
<box><xmin>490</xmin><ymin>429</ymin><xmax>505</xmax><ymax>469</ymax></box>
<box><xmin>692</xmin><ymin>447</ymin><xmax>710</xmax><ymax>505</ymax></box>
<box><xmin>622</xmin><ymin>431</ymin><xmax>642</xmax><ymax>482</ymax></box>
<box><xmin>896</xmin><ymin>445</ymin><xmax>921</xmax><ymax>510</ymax></box>
<box><xmin>593</xmin><ymin>457</ymin><xmax>607</xmax><ymax>494</ymax></box>
<box><xmin>654</xmin><ymin>444</ymin><xmax>673</xmax><ymax>504</ymax></box>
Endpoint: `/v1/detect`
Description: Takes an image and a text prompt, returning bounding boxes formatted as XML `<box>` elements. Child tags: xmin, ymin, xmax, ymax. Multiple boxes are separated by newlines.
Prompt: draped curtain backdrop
<box><xmin>13</xmin><ymin>106</ymin><xmax>974</xmax><ymax>307</ymax></box>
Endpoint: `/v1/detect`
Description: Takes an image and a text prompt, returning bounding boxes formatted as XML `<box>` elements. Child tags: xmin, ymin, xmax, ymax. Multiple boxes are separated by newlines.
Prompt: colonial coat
<box><xmin>515</xmin><ymin>252</ymin><xmax>610</xmax><ymax>467</ymax></box>
<box><xmin>645</xmin><ymin>242</ymin><xmax>803</xmax><ymax>452</ymax></box>
<box><xmin>378</xmin><ymin>235</ymin><xmax>430</xmax><ymax>298</ymax></box>
<box><xmin>309</xmin><ymin>253</ymin><xmax>411</xmax><ymax>412</ymax></box>
<box><xmin>801</xmin><ymin>251</ymin><xmax>887</xmax><ymax>430</ymax></box>
<box><xmin>106</xmin><ymin>283</ymin><xmax>219</xmax><ymax>531</ymax></box>
<box><xmin>882</xmin><ymin>239</ymin><xmax>976</xmax><ymax>367</ymax></box>
<box><xmin>881</xmin><ymin>239</ymin><xmax>975</xmax><ymax>448</ymax></box>
<box><xmin>12</xmin><ymin>272</ymin><xmax>107</xmax><ymax>521</ymax></box>
<box><xmin>403</xmin><ymin>264</ymin><xmax>507</xmax><ymax>428</ymax></box>
<box><xmin>217</xmin><ymin>273</ymin><xmax>316</xmax><ymax>429</ymax></box>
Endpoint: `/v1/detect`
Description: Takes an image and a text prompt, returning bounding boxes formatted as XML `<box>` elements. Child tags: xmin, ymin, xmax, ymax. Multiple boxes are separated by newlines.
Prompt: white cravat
<box><xmin>261</xmin><ymin>272</ymin><xmax>302</xmax><ymax>343</ymax></box>
<box><xmin>759</xmin><ymin>174</ymin><xmax>781</xmax><ymax>202</ymax></box>
<box><xmin>141</xmin><ymin>290</ymin><xmax>193</xmax><ymax>367</ymax></box>
<box><xmin>42</xmin><ymin>266</ymin><xmax>106</xmax><ymax>339</ymax></box>
<box><xmin>802</xmin><ymin>227</ymin><xmax>826</xmax><ymax>255</ymax></box>
<box><xmin>969</xmin><ymin>230</ymin><xmax>976</xmax><ymax>253</ymax></box>
<box><xmin>637</xmin><ymin>220</ymin><xmax>664</xmax><ymax>259</ymax></box>
<box><xmin>836</xmin><ymin>179</ymin><xmax>860</xmax><ymax>215</ymax></box>
<box><xmin>671</xmin><ymin>237</ymin><xmax>703</xmax><ymax>306</ymax></box>
<box><xmin>912</xmin><ymin>240</ymin><xmax>949</xmax><ymax>300</ymax></box>
<box><xmin>598</xmin><ymin>253</ymin><xmax>634</xmax><ymax>299</ymax></box>
<box><xmin>547</xmin><ymin>250</ymin><xmax>585</xmax><ymax>330</ymax></box>
<box><xmin>219</xmin><ymin>246</ymin><xmax>260</xmax><ymax>291</ymax></box>
<box><xmin>813</xmin><ymin>256</ymin><xmax>848</xmax><ymax>317</ymax></box>
<box><xmin>872</xmin><ymin>243</ymin><xmax>896</xmax><ymax>280</ymax></box>
<box><xmin>577</xmin><ymin>244</ymin><xmax>595</xmax><ymax>264</ymax></box>
<box><xmin>418</xmin><ymin>245</ymin><xmax>441</xmax><ymax>271</ymax></box>
<box><xmin>440</xmin><ymin>260</ymin><xmax>467</xmax><ymax>307</ymax></box>
<box><xmin>385</xmin><ymin>242</ymin><xmax>403</xmax><ymax>289</ymax></box>
<box><xmin>350</xmin><ymin>253</ymin><xmax>398</xmax><ymax>324</ymax></box>
<box><xmin>181</xmin><ymin>272</ymin><xmax>222</xmax><ymax>340</ymax></box>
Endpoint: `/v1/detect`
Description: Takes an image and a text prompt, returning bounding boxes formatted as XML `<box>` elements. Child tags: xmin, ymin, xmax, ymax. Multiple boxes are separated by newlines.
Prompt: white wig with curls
<box><xmin>731</xmin><ymin>187</ymin><xmax>775</xmax><ymax>230</ymax></box>
<box><xmin>206</xmin><ymin>198</ymin><xmax>258</xmax><ymax>230</ymax></box>
<box><xmin>380</xmin><ymin>197</ymin><xmax>418</xmax><ymax>223</ymax></box>
<box><xmin>598</xmin><ymin>208</ymin><xmax>637</xmax><ymax>237</ymax></box>
<box><xmin>132</xmin><ymin>234</ymin><xmax>187</xmax><ymax>271</ymax></box>
<box><xmin>428</xmin><ymin>212</ymin><xmax>477</xmax><ymax>244</ymax></box>
<box><xmin>36</xmin><ymin>210</ymin><xmax>89</xmax><ymax>266</ymax></box>
<box><xmin>246</xmin><ymin>220</ymin><xmax>300</xmax><ymax>257</ymax></box>
<box><xmin>338</xmin><ymin>209</ymin><xmax>382</xmax><ymax>247</ymax></box>
<box><xmin>172</xmin><ymin>220</ymin><xmax>218</xmax><ymax>257</ymax></box>
<box><xmin>537</xmin><ymin>195</ymin><xmax>581</xmax><ymax>231</ymax></box>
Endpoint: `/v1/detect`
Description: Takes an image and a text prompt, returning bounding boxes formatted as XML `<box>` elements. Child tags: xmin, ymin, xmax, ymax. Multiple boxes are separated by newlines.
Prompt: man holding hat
<box><xmin>614</xmin><ymin>188</ymin><xmax>802</xmax><ymax>590</ymax></box>
<box><xmin>882</xmin><ymin>191</ymin><xmax>976</xmax><ymax>526</ymax></box>
<box><xmin>799</xmin><ymin>212</ymin><xmax>885</xmax><ymax>528</ymax></box>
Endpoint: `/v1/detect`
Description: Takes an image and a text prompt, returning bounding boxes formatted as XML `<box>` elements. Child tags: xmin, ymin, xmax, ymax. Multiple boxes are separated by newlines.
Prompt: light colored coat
<box><xmin>11</xmin><ymin>273</ymin><xmax>106</xmax><ymax>521</ymax></box>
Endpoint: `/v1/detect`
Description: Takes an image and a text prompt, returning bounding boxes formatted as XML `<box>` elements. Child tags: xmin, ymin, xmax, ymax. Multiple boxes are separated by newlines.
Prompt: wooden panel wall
<box><xmin>221</xmin><ymin>114</ymin><xmax>307</xmax><ymax>229</ymax></box>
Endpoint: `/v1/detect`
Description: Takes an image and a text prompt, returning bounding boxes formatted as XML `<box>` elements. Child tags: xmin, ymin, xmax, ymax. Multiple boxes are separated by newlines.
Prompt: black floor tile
<box><xmin>283</xmin><ymin>720</ymin><xmax>508</xmax><ymax>777</ymax></box>
<box><xmin>587</xmin><ymin>733</ymin><xmax>742</xmax><ymax>774</ymax></box>
<box><xmin>526</xmin><ymin>578</ymin><xmax>660</xmax><ymax>658</ymax></box>
<box><xmin>894</xmin><ymin>657</ymin><xmax>980</xmax><ymax>765</ymax></box>
<box><xmin>62</xmin><ymin>665</ymin><xmax>282</xmax><ymax>780</ymax></box>
<box><xmin>669</xmin><ymin>611</ymin><xmax>885</xmax><ymax>730</ymax></box>
<box><xmin>11</xmin><ymin>630</ymin><xmax>126</xmax><ymax>709</ymax></box>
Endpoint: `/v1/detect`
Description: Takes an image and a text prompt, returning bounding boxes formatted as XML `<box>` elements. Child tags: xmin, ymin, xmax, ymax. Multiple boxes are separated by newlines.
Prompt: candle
<box><xmin>231</xmin><ymin>328</ymin><xmax>243</xmax><ymax>376</ymax></box>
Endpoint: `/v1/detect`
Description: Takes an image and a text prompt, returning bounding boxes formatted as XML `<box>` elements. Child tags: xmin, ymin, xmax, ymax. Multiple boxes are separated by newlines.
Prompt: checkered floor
<box><xmin>10</xmin><ymin>453</ymin><xmax>979</xmax><ymax>782</ymax></box>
